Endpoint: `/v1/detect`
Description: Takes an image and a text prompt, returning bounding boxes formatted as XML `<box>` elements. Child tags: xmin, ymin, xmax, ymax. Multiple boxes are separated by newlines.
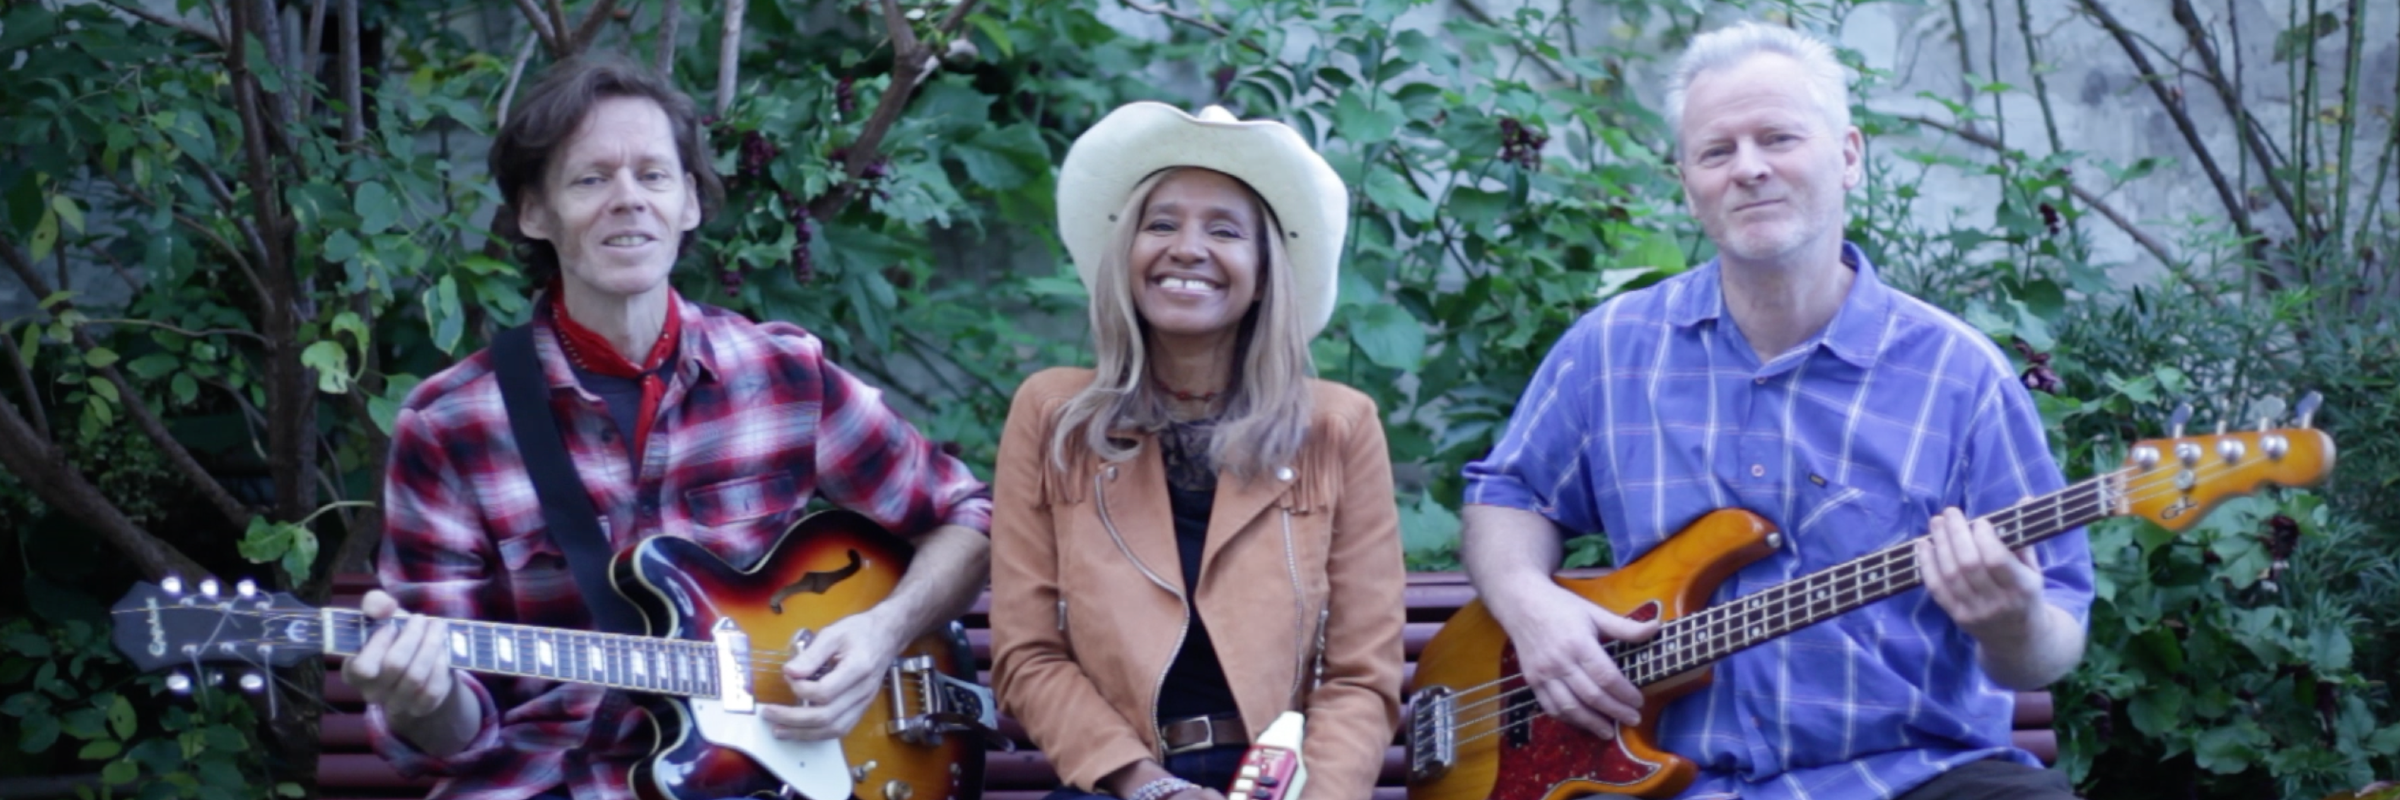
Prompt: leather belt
<box><xmin>1158</xmin><ymin>712</ymin><xmax>1247</xmax><ymax>755</ymax></box>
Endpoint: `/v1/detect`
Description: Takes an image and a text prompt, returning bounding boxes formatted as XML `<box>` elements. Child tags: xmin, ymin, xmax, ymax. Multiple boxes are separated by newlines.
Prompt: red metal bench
<box><xmin>320</xmin><ymin>572</ymin><xmax>2055</xmax><ymax>799</ymax></box>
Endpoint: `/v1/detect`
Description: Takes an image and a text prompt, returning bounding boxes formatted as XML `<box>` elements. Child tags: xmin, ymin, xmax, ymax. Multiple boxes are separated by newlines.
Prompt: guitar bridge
<box><xmin>712</xmin><ymin>619</ymin><xmax>755</xmax><ymax>713</ymax></box>
<box><xmin>885</xmin><ymin>654</ymin><xmax>999</xmax><ymax>746</ymax></box>
<box><xmin>1406</xmin><ymin>685</ymin><xmax>1455</xmax><ymax>783</ymax></box>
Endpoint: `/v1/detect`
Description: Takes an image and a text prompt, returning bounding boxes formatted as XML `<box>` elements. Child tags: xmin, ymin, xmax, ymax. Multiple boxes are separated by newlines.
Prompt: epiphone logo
<box><xmin>144</xmin><ymin>597</ymin><xmax>167</xmax><ymax>656</ymax></box>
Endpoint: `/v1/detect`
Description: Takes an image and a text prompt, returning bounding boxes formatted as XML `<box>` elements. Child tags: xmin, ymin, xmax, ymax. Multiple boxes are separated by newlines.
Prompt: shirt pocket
<box><xmin>1787</xmin><ymin>464</ymin><xmax>1904</xmax><ymax>567</ymax></box>
<box><xmin>682</xmin><ymin>472</ymin><xmax>803</xmax><ymax>565</ymax></box>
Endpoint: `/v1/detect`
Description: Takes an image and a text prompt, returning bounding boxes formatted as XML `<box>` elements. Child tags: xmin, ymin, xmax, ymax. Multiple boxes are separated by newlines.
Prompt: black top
<box><xmin>1154</xmin><ymin>420</ymin><xmax>1240</xmax><ymax>720</ymax></box>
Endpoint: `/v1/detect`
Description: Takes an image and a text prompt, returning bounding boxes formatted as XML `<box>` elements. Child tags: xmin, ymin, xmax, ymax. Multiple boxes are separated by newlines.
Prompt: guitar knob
<box><xmin>166</xmin><ymin>673</ymin><xmax>193</xmax><ymax>695</ymax></box>
<box><xmin>161</xmin><ymin>574</ymin><xmax>184</xmax><ymax>596</ymax></box>
<box><xmin>239</xmin><ymin>673</ymin><xmax>266</xmax><ymax>693</ymax></box>
<box><xmin>236</xmin><ymin>578</ymin><xmax>258</xmax><ymax>599</ymax></box>
<box><xmin>199</xmin><ymin>578</ymin><xmax>221</xmax><ymax>599</ymax></box>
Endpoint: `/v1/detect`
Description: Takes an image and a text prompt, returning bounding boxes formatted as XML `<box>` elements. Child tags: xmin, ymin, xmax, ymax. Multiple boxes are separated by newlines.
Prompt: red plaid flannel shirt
<box><xmin>367</xmin><ymin>296</ymin><xmax>991</xmax><ymax>800</ymax></box>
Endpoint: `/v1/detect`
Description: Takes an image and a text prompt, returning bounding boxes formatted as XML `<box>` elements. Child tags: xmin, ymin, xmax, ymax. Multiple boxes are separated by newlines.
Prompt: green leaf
<box><xmin>2193</xmin><ymin>721</ymin><xmax>2264</xmax><ymax>773</ymax></box>
<box><xmin>1444</xmin><ymin>187</ymin><xmax>1509</xmax><ymax>233</ymax></box>
<box><xmin>0</xmin><ymin>5</ymin><xmax>61</xmax><ymax>53</ymax></box>
<box><xmin>1396</xmin><ymin>491</ymin><xmax>1460</xmax><ymax>557</ymax></box>
<box><xmin>107</xmin><ymin>695</ymin><xmax>133</xmax><ymax>740</ymax></box>
<box><xmin>275</xmin><ymin>783</ymin><xmax>306</xmax><ymax>799</ymax></box>
<box><xmin>82</xmin><ymin>348</ymin><xmax>119</xmax><ymax>369</ymax></box>
<box><xmin>2271</xmin><ymin>12</ymin><xmax>2341</xmax><ymax>63</ymax></box>
<box><xmin>78</xmin><ymin>740</ymin><xmax>121</xmax><ymax>760</ymax></box>
<box><xmin>281</xmin><ymin>526</ymin><xmax>319</xmax><ymax>584</ymax></box>
<box><xmin>322</xmin><ymin>229</ymin><xmax>360</xmax><ymax>263</ymax></box>
<box><xmin>124</xmin><ymin>353</ymin><xmax>178</xmax><ymax>379</ymax></box>
<box><xmin>49</xmin><ymin>194</ymin><xmax>83</xmax><ymax>234</ymax></box>
<box><xmin>2306</xmin><ymin>623</ymin><xmax>2354</xmax><ymax>671</ymax></box>
<box><xmin>2126</xmin><ymin>683</ymin><xmax>2187</xmax><ymax>738</ymax></box>
<box><xmin>1362</xmin><ymin>169</ymin><xmax>1433</xmax><ymax>223</ymax></box>
<box><xmin>951</xmin><ymin>124</ymin><xmax>1046</xmax><ymax>191</ymax></box>
<box><xmin>86</xmin><ymin>375</ymin><xmax>120</xmax><ymax>405</ymax></box>
<box><xmin>1330</xmin><ymin>89</ymin><xmax>1406</xmax><ymax>146</ymax></box>
<box><xmin>171</xmin><ymin>373</ymin><xmax>198</xmax><ymax>405</ymax></box>
<box><xmin>426</xmin><ymin>276</ymin><xmax>465</xmax><ymax>355</ymax></box>
<box><xmin>236</xmin><ymin>516</ymin><xmax>291</xmax><ymax>564</ymax></box>
<box><xmin>29</xmin><ymin>209</ymin><xmax>58</xmax><ymax>262</ymax></box>
<box><xmin>965</xmin><ymin>13</ymin><xmax>1015</xmax><ymax>58</ymax></box>
<box><xmin>1619</xmin><ymin>231</ymin><xmax>1687</xmax><ymax>274</ymax></box>
<box><xmin>20</xmin><ymin>711</ymin><xmax>60</xmax><ymax>752</ymax></box>
<box><xmin>354</xmin><ymin>182</ymin><xmax>400</xmax><ymax>234</ymax></box>
<box><xmin>99</xmin><ymin>757</ymin><xmax>138</xmax><ymax>785</ymax></box>
<box><xmin>1349</xmin><ymin>303</ymin><xmax>1426</xmax><ymax>370</ymax></box>
<box><xmin>301</xmin><ymin>340</ymin><xmax>351</xmax><ymax>394</ymax></box>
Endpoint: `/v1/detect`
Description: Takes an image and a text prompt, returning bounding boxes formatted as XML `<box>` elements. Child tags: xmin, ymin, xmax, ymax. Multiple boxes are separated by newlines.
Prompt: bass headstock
<box><xmin>109</xmin><ymin>576</ymin><xmax>323</xmax><ymax>681</ymax></box>
<box><xmin>2118</xmin><ymin>394</ymin><xmax>2336</xmax><ymax>532</ymax></box>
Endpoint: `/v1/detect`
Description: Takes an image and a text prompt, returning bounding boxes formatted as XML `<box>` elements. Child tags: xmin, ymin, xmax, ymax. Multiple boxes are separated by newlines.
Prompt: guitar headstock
<box><xmin>2118</xmin><ymin>395</ymin><xmax>2336</xmax><ymax>532</ymax></box>
<box><xmin>110</xmin><ymin>576</ymin><xmax>323</xmax><ymax>681</ymax></box>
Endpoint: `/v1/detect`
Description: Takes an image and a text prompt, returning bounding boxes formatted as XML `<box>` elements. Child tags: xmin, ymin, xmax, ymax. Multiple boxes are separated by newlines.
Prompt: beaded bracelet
<box><xmin>1126</xmin><ymin>775</ymin><xmax>1200</xmax><ymax>800</ymax></box>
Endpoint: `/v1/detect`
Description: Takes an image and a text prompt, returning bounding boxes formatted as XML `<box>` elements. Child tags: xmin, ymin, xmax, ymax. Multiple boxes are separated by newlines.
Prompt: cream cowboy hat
<box><xmin>1056</xmin><ymin>101</ymin><xmax>1349</xmax><ymax>340</ymax></box>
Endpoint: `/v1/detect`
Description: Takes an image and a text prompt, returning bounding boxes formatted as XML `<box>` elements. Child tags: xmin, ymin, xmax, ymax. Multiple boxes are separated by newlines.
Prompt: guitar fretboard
<box><xmin>1608</xmin><ymin>470</ymin><xmax>2124</xmax><ymax>686</ymax></box>
<box><xmin>322</xmin><ymin>611</ymin><xmax>724</xmax><ymax>697</ymax></box>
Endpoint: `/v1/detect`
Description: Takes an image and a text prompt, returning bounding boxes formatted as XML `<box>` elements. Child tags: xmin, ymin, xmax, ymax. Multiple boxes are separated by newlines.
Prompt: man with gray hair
<box><xmin>1456</xmin><ymin>20</ymin><xmax>2091</xmax><ymax>799</ymax></box>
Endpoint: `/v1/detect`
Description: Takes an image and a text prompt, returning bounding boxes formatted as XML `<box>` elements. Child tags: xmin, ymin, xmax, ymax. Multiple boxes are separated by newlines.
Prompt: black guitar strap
<box><xmin>491</xmin><ymin>325</ymin><xmax>647</xmax><ymax>635</ymax></box>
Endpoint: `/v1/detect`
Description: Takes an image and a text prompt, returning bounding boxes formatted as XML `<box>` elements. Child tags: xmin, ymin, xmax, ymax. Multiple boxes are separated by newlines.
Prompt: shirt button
<box><xmin>1754</xmin><ymin>376</ymin><xmax>1767</xmax><ymax>385</ymax></box>
<box><xmin>1750</xmin><ymin>464</ymin><xmax>1765</xmax><ymax>477</ymax></box>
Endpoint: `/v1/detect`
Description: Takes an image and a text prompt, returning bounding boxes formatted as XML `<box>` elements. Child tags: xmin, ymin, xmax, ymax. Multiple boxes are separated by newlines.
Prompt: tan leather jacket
<box><xmin>991</xmin><ymin>368</ymin><xmax>1405</xmax><ymax>800</ymax></box>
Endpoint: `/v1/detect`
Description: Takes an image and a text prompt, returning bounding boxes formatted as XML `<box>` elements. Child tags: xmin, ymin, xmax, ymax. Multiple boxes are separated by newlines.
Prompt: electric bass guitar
<box><xmin>1406</xmin><ymin>414</ymin><xmax>2335</xmax><ymax>800</ymax></box>
<box><xmin>110</xmin><ymin>509</ymin><xmax>995</xmax><ymax>800</ymax></box>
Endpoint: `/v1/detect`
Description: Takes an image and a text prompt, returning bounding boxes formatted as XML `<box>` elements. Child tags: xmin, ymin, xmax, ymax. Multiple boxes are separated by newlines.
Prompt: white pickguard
<box><xmin>687</xmin><ymin>696</ymin><xmax>852</xmax><ymax>800</ymax></box>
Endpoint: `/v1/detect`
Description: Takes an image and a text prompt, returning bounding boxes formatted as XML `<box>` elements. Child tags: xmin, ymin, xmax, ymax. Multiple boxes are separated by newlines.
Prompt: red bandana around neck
<box><xmin>549</xmin><ymin>288</ymin><xmax>683</xmax><ymax>466</ymax></box>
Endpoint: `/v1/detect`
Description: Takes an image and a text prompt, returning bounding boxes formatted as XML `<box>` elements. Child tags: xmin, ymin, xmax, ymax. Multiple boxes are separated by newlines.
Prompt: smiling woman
<box><xmin>988</xmin><ymin>102</ymin><xmax>1407</xmax><ymax>800</ymax></box>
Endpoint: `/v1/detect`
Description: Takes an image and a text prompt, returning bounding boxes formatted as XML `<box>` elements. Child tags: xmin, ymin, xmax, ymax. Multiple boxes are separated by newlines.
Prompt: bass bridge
<box><xmin>1405</xmin><ymin>685</ymin><xmax>1455</xmax><ymax>783</ymax></box>
<box><xmin>884</xmin><ymin>655</ymin><xmax>1001</xmax><ymax>747</ymax></box>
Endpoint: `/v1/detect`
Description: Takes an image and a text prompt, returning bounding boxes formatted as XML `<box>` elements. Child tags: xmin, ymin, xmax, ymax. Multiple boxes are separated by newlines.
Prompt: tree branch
<box><xmin>1</xmin><ymin>325</ymin><xmax>49</xmax><ymax>442</ymax></box>
<box><xmin>498</xmin><ymin>31</ymin><xmax>542</xmax><ymax>125</ymax></box>
<box><xmin>0</xmin><ymin>386</ymin><xmax>208</xmax><ymax>582</ymax></box>
<box><xmin>2166</xmin><ymin>0</ymin><xmax>2302</xmax><ymax>233</ymax></box>
<box><xmin>104</xmin><ymin>174</ymin><xmax>272</xmax><ymax>307</ymax></box>
<box><xmin>713</xmin><ymin>0</ymin><xmax>748</xmax><ymax>116</ymax></box>
<box><xmin>569</xmin><ymin>0</ymin><xmax>621</xmax><ymax>55</ymax></box>
<box><xmin>1119</xmin><ymin>0</ymin><xmax>1226</xmax><ymax>36</ymax></box>
<box><xmin>1900</xmin><ymin>113</ymin><xmax>2218</xmax><ymax>304</ymax></box>
<box><xmin>654</xmin><ymin>0</ymin><xmax>680</xmax><ymax>79</ymax></box>
<box><xmin>0</xmin><ymin>239</ymin><xmax>259</xmax><ymax>530</ymax></box>
<box><xmin>2075</xmin><ymin>0</ymin><xmax>2260</xmax><ymax>249</ymax></box>
<box><xmin>301</xmin><ymin>0</ymin><xmax>327</xmax><ymax>122</ymax></box>
<box><xmin>95</xmin><ymin>0</ymin><xmax>225</xmax><ymax>49</ymax></box>
<box><xmin>340</xmin><ymin>0</ymin><xmax>362</xmax><ymax>145</ymax></box>
<box><xmin>807</xmin><ymin>0</ymin><xmax>976</xmax><ymax>219</ymax></box>
<box><xmin>511</xmin><ymin>0</ymin><xmax>563</xmax><ymax>57</ymax></box>
<box><xmin>228</xmin><ymin>0</ymin><xmax>318</xmax><ymax>523</ymax></box>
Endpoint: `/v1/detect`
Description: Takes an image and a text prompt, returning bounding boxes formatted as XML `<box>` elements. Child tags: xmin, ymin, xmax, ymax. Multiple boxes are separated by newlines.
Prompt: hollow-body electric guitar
<box><xmin>1406</xmin><ymin>419</ymin><xmax>2335</xmax><ymax>800</ymax></box>
<box><xmin>110</xmin><ymin>509</ymin><xmax>995</xmax><ymax>800</ymax></box>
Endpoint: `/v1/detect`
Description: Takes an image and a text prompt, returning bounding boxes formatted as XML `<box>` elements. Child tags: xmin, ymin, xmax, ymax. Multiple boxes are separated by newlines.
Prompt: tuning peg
<box><xmin>2294</xmin><ymin>391</ymin><xmax>2322</xmax><ymax>429</ymax></box>
<box><xmin>161</xmin><ymin>574</ymin><xmax>184</xmax><ymax>596</ymax></box>
<box><xmin>239</xmin><ymin>673</ymin><xmax>266</xmax><ymax>694</ymax></box>
<box><xmin>199</xmin><ymin>578</ymin><xmax>221</xmax><ymax>600</ymax></box>
<box><xmin>236</xmin><ymin>578</ymin><xmax>258</xmax><ymax>599</ymax></box>
<box><xmin>166</xmin><ymin>672</ymin><xmax>193</xmax><ymax>695</ymax></box>
<box><xmin>2169</xmin><ymin>401</ymin><xmax>2194</xmax><ymax>438</ymax></box>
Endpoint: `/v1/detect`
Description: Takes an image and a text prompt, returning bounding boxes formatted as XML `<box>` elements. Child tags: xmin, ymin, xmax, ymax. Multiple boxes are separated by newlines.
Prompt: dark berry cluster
<box><xmin>1498</xmin><ymin>117</ymin><xmax>1548</xmax><ymax>171</ymax></box>
<box><xmin>2011</xmin><ymin>339</ymin><xmax>2061</xmax><ymax>394</ymax></box>
<box><xmin>837</xmin><ymin>75</ymin><xmax>858</xmax><ymax>115</ymax></box>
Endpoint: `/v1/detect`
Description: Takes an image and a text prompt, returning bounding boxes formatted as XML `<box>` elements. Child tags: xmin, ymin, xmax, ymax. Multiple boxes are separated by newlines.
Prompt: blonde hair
<box><xmin>1049</xmin><ymin>167</ymin><xmax>1315</xmax><ymax>481</ymax></box>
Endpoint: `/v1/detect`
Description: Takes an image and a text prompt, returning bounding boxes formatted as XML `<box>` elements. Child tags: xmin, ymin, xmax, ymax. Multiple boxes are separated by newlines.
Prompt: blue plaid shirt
<box><xmin>1462</xmin><ymin>243</ymin><xmax>2092</xmax><ymax>799</ymax></box>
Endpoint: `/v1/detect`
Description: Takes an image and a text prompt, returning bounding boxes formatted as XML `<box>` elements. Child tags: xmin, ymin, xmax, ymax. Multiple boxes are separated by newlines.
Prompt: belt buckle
<box><xmin>1160</xmin><ymin>715</ymin><xmax>1216</xmax><ymax>756</ymax></box>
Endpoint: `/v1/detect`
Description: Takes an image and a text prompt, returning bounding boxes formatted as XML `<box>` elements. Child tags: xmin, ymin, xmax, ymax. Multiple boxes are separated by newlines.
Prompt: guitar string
<box><xmin>1419</xmin><ymin>467</ymin><xmax>2136</xmax><ymax>717</ymax></box>
<box><xmin>153</xmin><ymin>605</ymin><xmax>948</xmax><ymax>694</ymax></box>
<box><xmin>1424</xmin><ymin>480</ymin><xmax>2121</xmax><ymax>737</ymax></box>
<box><xmin>1418</xmin><ymin>451</ymin><xmax>2257</xmax><ymax>743</ymax></box>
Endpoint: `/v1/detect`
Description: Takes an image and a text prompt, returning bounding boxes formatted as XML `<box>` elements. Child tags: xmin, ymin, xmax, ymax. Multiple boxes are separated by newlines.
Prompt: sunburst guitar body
<box><xmin>112</xmin><ymin>509</ymin><xmax>995</xmax><ymax>800</ymax></box>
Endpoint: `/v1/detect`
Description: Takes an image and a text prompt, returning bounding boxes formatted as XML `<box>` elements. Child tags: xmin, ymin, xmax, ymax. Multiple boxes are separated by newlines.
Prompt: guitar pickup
<box><xmin>712</xmin><ymin>619</ymin><xmax>755</xmax><ymax>713</ymax></box>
